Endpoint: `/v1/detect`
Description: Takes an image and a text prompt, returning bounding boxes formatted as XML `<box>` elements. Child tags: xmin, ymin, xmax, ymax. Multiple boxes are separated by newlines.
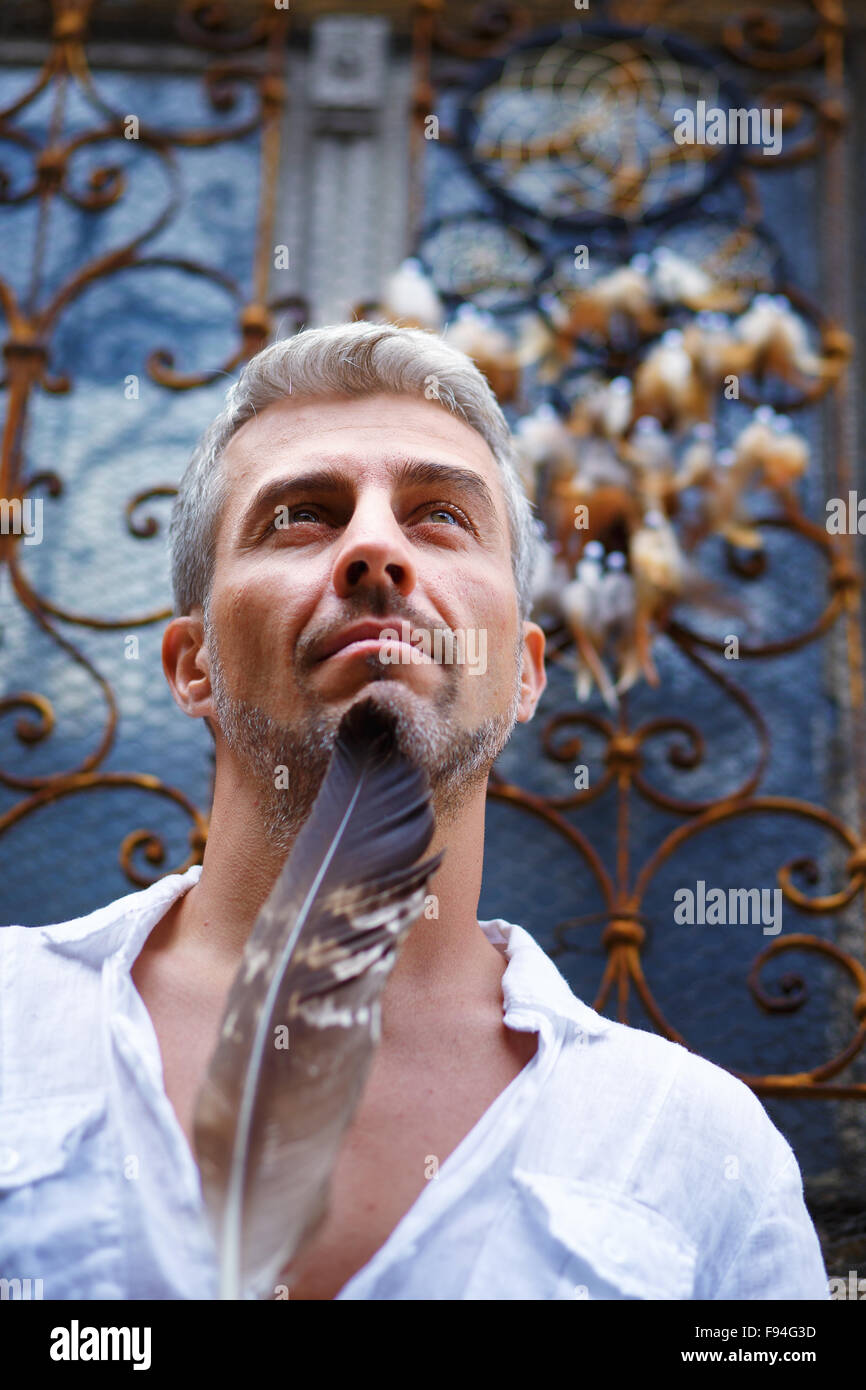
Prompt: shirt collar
<box><xmin>479</xmin><ymin>917</ymin><xmax>610</xmax><ymax>1037</ymax></box>
<box><xmin>42</xmin><ymin>864</ymin><xmax>609</xmax><ymax>1037</ymax></box>
<box><xmin>42</xmin><ymin>864</ymin><xmax>204</xmax><ymax>968</ymax></box>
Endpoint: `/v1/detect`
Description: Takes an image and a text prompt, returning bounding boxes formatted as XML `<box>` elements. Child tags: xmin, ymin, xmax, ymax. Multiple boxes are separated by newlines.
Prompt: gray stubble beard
<box><xmin>205</xmin><ymin>618</ymin><xmax>523</xmax><ymax>854</ymax></box>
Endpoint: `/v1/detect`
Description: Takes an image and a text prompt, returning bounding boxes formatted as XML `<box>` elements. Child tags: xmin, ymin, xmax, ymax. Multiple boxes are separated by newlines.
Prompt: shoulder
<box><xmin>488</xmin><ymin>916</ymin><xmax>789</xmax><ymax>1166</ymax></box>
<box><xmin>597</xmin><ymin>1013</ymin><xmax>784</xmax><ymax>1148</ymax></box>
<box><xmin>549</xmin><ymin>1003</ymin><xmax>794</xmax><ymax>1186</ymax></box>
<box><xmin>506</xmin><ymin>1001</ymin><xmax>827</xmax><ymax>1297</ymax></box>
<box><xmin>488</xmin><ymin>915</ymin><xmax>783</xmax><ymax>1166</ymax></box>
<box><xmin>537</xmin><ymin>1013</ymin><xmax>827</xmax><ymax>1296</ymax></box>
<box><xmin>0</xmin><ymin>880</ymin><xmax>139</xmax><ymax>951</ymax></box>
<box><xmin>0</xmin><ymin>866</ymin><xmax>200</xmax><ymax>961</ymax></box>
<box><xmin>1</xmin><ymin>873</ymin><xmax>165</xmax><ymax>936</ymax></box>
<box><xmin>0</xmin><ymin>868</ymin><xmax>200</xmax><ymax>1099</ymax></box>
<box><xmin>500</xmin><ymin>920</ymin><xmax>819</xmax><ymax>1252</ymax></box>
<box><xmin>0</xmin><ymin>889</ymin><xmax>125</xmax><ymax>995</ymax></box>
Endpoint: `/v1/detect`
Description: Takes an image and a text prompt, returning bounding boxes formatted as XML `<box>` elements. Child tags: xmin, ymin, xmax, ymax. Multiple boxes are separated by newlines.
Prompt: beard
<box><xmin>204</xmin><ymin>609</ymin><xmax>524</xmax><ymax>854</ymax></box>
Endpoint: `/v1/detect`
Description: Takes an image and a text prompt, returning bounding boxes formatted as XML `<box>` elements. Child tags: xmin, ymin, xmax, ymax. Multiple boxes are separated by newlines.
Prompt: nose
<box><xmin>330</xmin><ymin>489</ymin><xmax>418</xmax><ymax>601</ymax></box>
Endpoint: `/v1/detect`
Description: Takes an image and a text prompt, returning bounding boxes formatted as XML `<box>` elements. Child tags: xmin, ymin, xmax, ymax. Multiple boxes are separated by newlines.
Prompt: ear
<box><xmin>516</xmin><ymin>620</ymin><xmax>547</xmax><ymax>723</ymax></box>
<box><xmin>162</xmin><ymin>606</ymin><xmax>215</xmax><ymax>722</ymax></box>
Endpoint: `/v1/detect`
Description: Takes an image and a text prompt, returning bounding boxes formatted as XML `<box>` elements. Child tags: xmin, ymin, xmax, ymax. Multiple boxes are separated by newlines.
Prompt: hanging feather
<box><xmin>569</xmin><ymin>375</ymin><xmax>633</xmax><ymax>440</ymax></box>
<box><xmin>563</xmin><ymin>261</ymin><xmax>662</xmax><ymax>343</ymax></box>
<box><xmin>380</xmin><ymin>257</ymin><xmax>445</xmax><ymax>331</ymax></box>
<box><xmin>649</xmin><ymin>247</ymin><xmax>744</xmax><ymax>314</ymax></box>
<box><xmin>680</xmin><ymin>315</ymin><xmax>752</xmax><ymax>387</ymax></box>
<box><xmin>703</xmin><ymin>446</ymin><xmax>764</xmax><ymax>551</ymax></box>
<box><xmin>632</xmin><ymin>330</ymin><xmax>711</xmax><ymax>429</ymax></box>
<box><xmin>547</xmin><ymin>443</ymin><xmax>637</xmax><ymax>568</ymax></box>
<box><xmin>514</xmin><ymin>296</ymin><xmax>574</xmax><ymax>382</ymax></box>
<box><xmin>513</xmin><ymin>402</ymin><xmax>577</xmax><ymax>501</ymax></box>
<box><xmin>530</xmin><ymin>534</ymin><xmax>572</xmax><ymax>621</ymax></box>
<box><xmin>733</xmin><ymin>294</ymin><xmax>824</xmax><ymax>382</ymax></box>
<box><xmin>621</xmin><ymin>415</ymin><xmax>677</xmax><ymax>514</ymax></box>
<box><xmin>442</xmin><ymin>304</ymin><xmax>520</xmax><ymax>403</ymax></box>
<box><xmin>192</xmin><ymin>696</ymin><xmax>444</xmax><ymax>1301</ymax></box>
<box><xmin>733</xmin><ymin>409</ymin><xmax>809</xmax><ymax>498</ymax></box>
<box><xmin>628</xmin><ymin>511</ymin><xmax>689</xmax><ymax>684</ymax></box>
<box><xmin>675</xmin><ymin>421</ymin><xmax>716</xmax><ymax>491</ymax></box>
<box><xmin>601</xmin><ymin>554</ymin><xmax>640</xmax><ymax>697</ymax></box>
<box><xmin>561</xmin><ymin>554</ymin><xmax>616</xmax><ymax>707</ymax></box>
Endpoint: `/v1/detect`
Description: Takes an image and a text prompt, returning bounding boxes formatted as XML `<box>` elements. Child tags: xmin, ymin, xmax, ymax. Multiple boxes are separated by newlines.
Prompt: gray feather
<box><xmin>192</xmin><ymin>697</ymin><xmax>443</xmax><ymax>1299</ymax></box>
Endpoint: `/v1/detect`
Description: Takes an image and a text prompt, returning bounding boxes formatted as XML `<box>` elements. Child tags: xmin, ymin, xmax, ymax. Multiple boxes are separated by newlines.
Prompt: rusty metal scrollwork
<box><xmin>0</xmin><ymin>0</ymin><xmax>304</xmax><ymax>883</ymax></box>
<box><xmin>412</xmin><ymin>0</ymin><xmax>866</xmax><ymax>1100</ymax></box>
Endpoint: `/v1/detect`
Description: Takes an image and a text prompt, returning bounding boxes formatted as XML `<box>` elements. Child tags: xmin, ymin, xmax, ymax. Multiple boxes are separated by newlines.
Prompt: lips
<box><xmin>316</xmin><ymin>620</ymin><xmax>412</xmax><ymax>663</ymax></box>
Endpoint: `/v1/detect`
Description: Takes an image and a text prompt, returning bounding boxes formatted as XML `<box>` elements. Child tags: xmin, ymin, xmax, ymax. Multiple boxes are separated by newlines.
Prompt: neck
<box><xmin>164</xmin><ymin>744</ymin><xmax>506</xmax><ymax>1027</ymax></box>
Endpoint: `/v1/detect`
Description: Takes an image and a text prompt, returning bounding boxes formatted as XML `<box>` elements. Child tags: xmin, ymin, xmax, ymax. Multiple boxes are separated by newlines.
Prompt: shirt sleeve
<box><xmin>713</xmin><ymin>1149</ymin><xmax>830</xmax><ymax>1300</ymax></box>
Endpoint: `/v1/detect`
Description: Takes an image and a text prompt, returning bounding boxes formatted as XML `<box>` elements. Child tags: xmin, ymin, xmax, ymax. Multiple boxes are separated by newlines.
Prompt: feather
<box><xmin>632</xmin><ymin>330</ymin><xmax>711</xmax><ymax>429</ymax></box>
<box><xmin>733</xmin><ymin>294</ymin><xmax>824</xmax><ymax>381</ymax></box>
<box><xmin>443</xmin><ymin>305</ymin><xmax>520</xmax><ymax>402</ymax></box>
<box><xmin>675</xmin><ymin>422</ymin><xmax>716</xmax><ymax>490</ymax></box>
<box><xmin>380</xmin><ymin>258</ymin><xmax>445</xmax><ymax>331</ymax></box>
<box><xmin>565</xmin><ymin>263</ymin><xmax>661</xmax><ymax>341</ymax></box>
<box><xmin>569</xmin><ymin>375</ymin><xmax>633</xmax><ymax>439</ymax></box>
<box><xmin>733</xmin><ymin>410</ymin><xmax>809</xmax><ymax>495</ymax></box>
<box><xmin>192</xmin><ymin>696</ymin><xmax>444</xmax><ymax>1300</ymax></box>
<box><xmin>513</xmin><ymin>402</ymin><xmax>577</xmax><ymax>500</ymax></box>
<box><xmin>649</xmin><ymin>247</ymin><xmax>744</xmax><ymax>313</ymax></box>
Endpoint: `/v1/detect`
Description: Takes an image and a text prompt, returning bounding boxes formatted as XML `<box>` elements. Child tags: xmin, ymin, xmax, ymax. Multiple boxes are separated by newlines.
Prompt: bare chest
<box><xmin>283</xmin><ymin>1026</ymin><xmax>538</xmax><ymax>1300</ymax></box>
<box><xmin>133</xmin><ymin>947</ymin><xmax>538</xmax><ymax>1302</ymax></box>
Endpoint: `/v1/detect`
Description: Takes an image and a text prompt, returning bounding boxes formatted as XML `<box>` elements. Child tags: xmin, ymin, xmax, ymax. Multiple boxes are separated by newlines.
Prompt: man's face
<box><xmin>194</xmin><ymin>391</ymin><xmax>543</xmax><ymax>845</ymax></box>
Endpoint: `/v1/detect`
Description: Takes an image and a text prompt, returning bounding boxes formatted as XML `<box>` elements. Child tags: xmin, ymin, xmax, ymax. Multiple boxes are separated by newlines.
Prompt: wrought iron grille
<box><xmin>405</xmin><ymin>0</ymin><xmax>866</xmax><ymax>1272</ymax></box>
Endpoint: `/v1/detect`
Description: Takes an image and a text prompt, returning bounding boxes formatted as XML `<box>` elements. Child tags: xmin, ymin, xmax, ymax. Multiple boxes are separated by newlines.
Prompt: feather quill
<box><xmin>192</xmin><ymin>696</ymin><xmax>444</xmax><ymax>1300</ymax></box>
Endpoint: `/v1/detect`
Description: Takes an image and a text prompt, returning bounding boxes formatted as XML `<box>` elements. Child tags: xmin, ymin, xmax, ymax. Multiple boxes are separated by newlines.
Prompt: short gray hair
<box><xmin>168</xmin><ymin>319</ymin><xmax>538</xmax><ymax>624</ymax></box>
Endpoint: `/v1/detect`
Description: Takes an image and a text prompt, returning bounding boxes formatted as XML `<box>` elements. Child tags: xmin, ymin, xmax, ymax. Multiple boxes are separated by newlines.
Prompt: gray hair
<box><xmin>168</xmin><ymin>319</ymin><xmax>538</xmax><ymax>624</ymax></box>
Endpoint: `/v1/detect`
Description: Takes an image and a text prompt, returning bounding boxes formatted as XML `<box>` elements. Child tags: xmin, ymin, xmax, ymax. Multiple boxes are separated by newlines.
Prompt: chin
<box><xmin>329</xmin><ymin>656</ymin><xmax>442</xmax><ymax>702</ymax></box>
<box><xmin>348</xmin><ymin>677</ymin><xmax>454</xmax><ymax>729</ymax></box>
<box><xmin>347</xmin><ymin>679</ymin><xmax>422</xmax><ymax>711</ymax></box>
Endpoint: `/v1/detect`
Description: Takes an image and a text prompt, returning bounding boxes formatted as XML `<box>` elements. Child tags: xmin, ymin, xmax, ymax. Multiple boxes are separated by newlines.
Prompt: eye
<box><xmin>416</xmin><ymin>503</ymin><xmax>470</xmax><ymax>528</ymax></box>
<box><xmin>269</xmin><ymin>504</ymin><xmax>324</xmax><ymax>532</ymax></box>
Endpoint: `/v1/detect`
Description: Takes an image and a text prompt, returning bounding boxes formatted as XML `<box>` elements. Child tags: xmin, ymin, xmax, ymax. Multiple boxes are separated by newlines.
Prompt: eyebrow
<box><xmin>236</xmin><ymin>456</ymin><xmax>503</xmax><ymax>539</ymax></box>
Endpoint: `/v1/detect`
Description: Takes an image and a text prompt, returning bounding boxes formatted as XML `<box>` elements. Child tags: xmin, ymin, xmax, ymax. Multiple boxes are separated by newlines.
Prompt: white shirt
<box><xmin>0</xmin><ymin>864</ymin><xmax>829</xmax><ymax>1300</ymax></box>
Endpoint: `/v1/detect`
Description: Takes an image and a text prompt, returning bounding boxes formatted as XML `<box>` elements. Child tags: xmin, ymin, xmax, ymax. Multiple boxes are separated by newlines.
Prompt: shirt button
<box><xmin>0</xmin><ymin>1145</ymin><xmax>20</xmax><ymax>1172</ymax></box>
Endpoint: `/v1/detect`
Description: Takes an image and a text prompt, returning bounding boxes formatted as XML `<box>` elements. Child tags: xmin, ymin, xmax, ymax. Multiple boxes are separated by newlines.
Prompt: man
<box><xmin>0</xmin><ymin>321</ymin><xmax>828</xmax><ymax>1300</ymax></box>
